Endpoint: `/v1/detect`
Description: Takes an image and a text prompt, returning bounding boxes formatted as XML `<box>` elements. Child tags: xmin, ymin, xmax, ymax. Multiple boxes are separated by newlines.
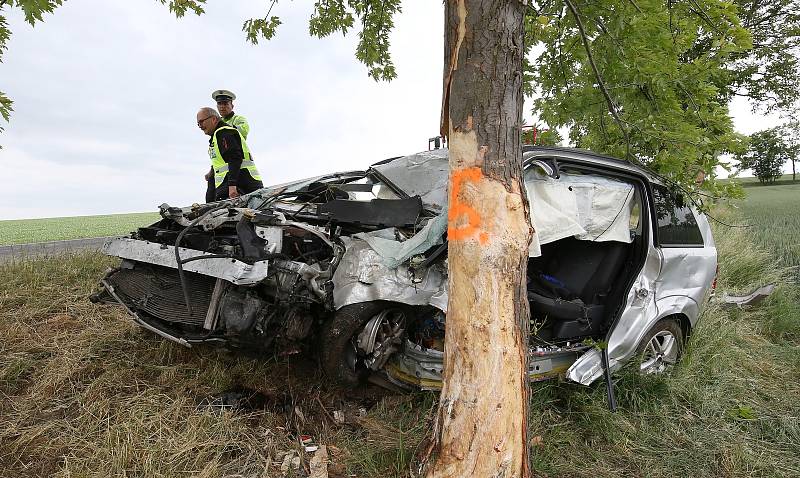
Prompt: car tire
<box><xmin>320</xmin><ymin>301</ymin><xmax>410</xmax><ymax>388</ymax></box>
<box><xmin>635</xmin><ymin>318</ymin><xmax>684</xmax><ymax>374</ymax></box>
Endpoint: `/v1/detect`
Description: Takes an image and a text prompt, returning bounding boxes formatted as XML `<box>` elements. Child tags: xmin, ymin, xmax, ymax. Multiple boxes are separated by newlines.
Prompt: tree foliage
<box><xmin>527</xmin><ymin>0</ymin><xmax>753</xmax><ymax>198</ymax></box>
<box><xmin>737</xmin><ymin>126</ymin><xmax>800</xmax><ymax>182</ymax></box>
<box><xmin>725</xmin><ymin>0</ymin><xmax>800</xmax><ymax>114</ymax></box>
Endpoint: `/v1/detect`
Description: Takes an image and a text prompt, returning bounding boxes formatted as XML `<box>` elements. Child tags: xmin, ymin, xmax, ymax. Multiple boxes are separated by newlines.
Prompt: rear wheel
<box><xmin>320</xmin><ymin>302</ymin><xmax>410</xmax><ymax>387</ymax></box>
<box><xmin>635</xmin><ymin>318</ymin><xmax>684</xmax><ymax>374</ymax></box>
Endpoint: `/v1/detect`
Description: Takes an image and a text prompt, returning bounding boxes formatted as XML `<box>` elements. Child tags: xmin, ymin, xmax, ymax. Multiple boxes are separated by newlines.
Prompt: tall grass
<box><xmin>1</xmin><ymin>205</ymin><xmax>799</xmax><ymax>476</ymax></box>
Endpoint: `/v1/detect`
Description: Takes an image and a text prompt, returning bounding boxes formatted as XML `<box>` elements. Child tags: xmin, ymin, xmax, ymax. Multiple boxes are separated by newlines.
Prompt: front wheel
<box><xmin>320</xmin><ymin>302</ymin><xmax>410</xmax><ymax>387</ymax></box>
<box><xmin>635</xmin><ymin>318</ymin><xmax>684</xmax><ymax>374</ymax></box>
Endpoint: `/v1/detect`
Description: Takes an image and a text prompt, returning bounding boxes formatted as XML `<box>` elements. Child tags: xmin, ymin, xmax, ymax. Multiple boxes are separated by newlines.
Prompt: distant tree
<box><xmin>737</xmin><ymin>127</ymin><xmax>797</xmax><ymax>183</ymax></box>
<box><xmin>785</xmin><ymin>120</ymin><xmax>800</xmax><ymax>181</ymax></box>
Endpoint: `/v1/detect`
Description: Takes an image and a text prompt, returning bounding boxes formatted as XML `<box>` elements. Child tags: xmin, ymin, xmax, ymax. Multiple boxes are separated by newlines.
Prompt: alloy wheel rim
<box><xmin>639</xmin><ymin>330</ymin><xmax>679</xmax><ymax>374</ymax></box>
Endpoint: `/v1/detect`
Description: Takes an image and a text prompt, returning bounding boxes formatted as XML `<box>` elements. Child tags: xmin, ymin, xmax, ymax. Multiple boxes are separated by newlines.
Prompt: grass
<box><xmin>1</xmin><ymin>200</ymin><xmax>799</xmax><ymax>476</ymax></box>
<box><xmin>0</xmin><ymin>212</ymin><xmax>160</xmax><ymax>245</ymax></box>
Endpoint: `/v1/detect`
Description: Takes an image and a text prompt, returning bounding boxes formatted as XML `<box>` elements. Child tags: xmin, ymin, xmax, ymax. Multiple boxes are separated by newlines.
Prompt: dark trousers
<box><xmin>205</xmin><ymin>176</ymin><xmax>216</xmax><ymax>203</ymax></box>
<box><xmin>205</xmin><ymin>175</ymin><xmax>263</xmax><ymax>203</ymax></box>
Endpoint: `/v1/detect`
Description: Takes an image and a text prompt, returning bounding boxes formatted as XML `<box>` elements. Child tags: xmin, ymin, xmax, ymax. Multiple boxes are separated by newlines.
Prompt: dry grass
<box><xmin>0</xmin><ymin>252</ymin><xmax>430</xmax><ymax>477</ymax></box>
<box><xmin>1</xmin><ymin>204</ymin><xmax>799</xmax><ymax>477</ymax></box>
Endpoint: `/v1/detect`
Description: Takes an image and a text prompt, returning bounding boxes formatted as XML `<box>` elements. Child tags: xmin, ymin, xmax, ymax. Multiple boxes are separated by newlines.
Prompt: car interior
<box><xmin>524</xmin><ymin>161</ymin><xmax>648</xmax><ymax>343</ymax></box>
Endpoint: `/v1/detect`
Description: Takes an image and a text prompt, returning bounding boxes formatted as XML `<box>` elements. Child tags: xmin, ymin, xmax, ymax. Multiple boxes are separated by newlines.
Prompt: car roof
<box><xmin>371</xmin><ymin>146</ymin><xmax>657</xmax><ymax>182</ymax></box>
<box><xmin>522</xmin><ymin>146</ymin><xmax>658</xmax><ymax>182</ymax></box>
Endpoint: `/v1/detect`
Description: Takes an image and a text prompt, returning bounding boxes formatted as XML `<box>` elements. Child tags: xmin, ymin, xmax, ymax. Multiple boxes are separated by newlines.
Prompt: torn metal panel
<box><xmin>722</xmin><ymin>283</ymin><xmax>776</xmax><ymax>308</ymax></box>
<box><xmin>353</xmin><ymin>213</ymin><xmax>448</xmax><ymax>269</ymax></box>
<box><xmin>371</xmin><ymin>149</ymin><xmax>449</xmax><ymax>211</ymax></box>
<box><xmin>331</xmin><ymin>238</ymin><xmax>447</xmax><ymax>310</ymax></box>
<box><xmin>567</xmin><ymin>219</ymin><xmax>662</xmax><ymax>385</ymax></box>
<box><xmin>103</xmin><ymin>237</ymin><xmax>269</xmax><ymax>285</ymax></box>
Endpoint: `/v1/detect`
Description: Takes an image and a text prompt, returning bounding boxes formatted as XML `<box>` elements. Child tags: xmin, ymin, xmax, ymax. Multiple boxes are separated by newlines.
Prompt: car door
<box><xmin>650</xmin><ymin>184</ymin><xmax>717</xmax><ymax>326</ymax></box>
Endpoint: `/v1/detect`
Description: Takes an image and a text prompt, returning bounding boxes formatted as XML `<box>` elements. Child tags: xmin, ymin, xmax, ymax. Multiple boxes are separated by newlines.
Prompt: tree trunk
<box><xmin>426</xmin><ymin>1</ymin><xmax>531</xmax><ymax>477</ymax></box>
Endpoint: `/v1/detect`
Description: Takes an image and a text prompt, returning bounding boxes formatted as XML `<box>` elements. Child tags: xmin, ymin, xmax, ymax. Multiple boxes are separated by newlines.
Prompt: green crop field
<box><xmin>0</xmin><ymin>212</ymin><xmax>160</xmax><ymax>245</ymax></box>
<box><xmin>734</xmin><ymin>181</ymin><xmax>800</xmax><ymax>270</ymax></box>
<box><xmin>723</xmin><ymin>173</ymin><xmax>797</xmax><ymax>187</ymax></box>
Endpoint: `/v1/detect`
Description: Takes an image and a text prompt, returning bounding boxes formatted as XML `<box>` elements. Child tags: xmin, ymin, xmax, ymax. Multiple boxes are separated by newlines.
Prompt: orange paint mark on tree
<box><xmin>448</xmin><ymin>167</ymin><xmax>489</xmax><ymax>244</ymax></box>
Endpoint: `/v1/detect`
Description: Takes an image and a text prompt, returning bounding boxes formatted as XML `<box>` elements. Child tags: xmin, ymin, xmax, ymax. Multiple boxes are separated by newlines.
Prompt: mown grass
<box><xmin>0</xmin><ymin>212</ymin><xmax>159</xmax><ymax>245</ymax></box>
<box><xmin>1</xmin><ymin>206</ymin><xmax>798</xmax><ymax>476</ymax></box>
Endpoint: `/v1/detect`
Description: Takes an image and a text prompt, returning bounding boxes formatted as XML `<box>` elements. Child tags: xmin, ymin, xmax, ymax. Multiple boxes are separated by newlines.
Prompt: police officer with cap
<box><xmin>211</xmin><ymin>89</ymin><xmax>249</xmax><ymax>138</ymax></box>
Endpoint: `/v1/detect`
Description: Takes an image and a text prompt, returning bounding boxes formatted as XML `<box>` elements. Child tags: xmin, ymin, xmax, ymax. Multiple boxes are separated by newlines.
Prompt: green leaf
<box><xmin>158</xmin><ymin>0</ymin><xmax>206</xmax><ymax>18</ymax></box>
<box><xmin>727</xmin><ymin>405</ymin><xmax>757</xmax><ymax>420</ymax></box>
<box><xmin>242</xmin><ymin>16</ymin><xmax>282</xmax><ymax>44</ymax></box>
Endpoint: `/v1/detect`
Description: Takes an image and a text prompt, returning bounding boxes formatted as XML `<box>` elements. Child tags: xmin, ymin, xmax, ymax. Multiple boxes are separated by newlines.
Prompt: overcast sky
<box><xmin>1</xmin><ymin>0</ymin><xmax>785</xmax><ymax>220</ymax></box>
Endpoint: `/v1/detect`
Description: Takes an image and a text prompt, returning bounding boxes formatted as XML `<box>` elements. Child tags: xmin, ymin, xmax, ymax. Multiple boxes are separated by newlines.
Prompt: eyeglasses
<box><xmin>197</xmin><ymin>116</ymin><xmax>213</xmax><ymax>126</ymax></box>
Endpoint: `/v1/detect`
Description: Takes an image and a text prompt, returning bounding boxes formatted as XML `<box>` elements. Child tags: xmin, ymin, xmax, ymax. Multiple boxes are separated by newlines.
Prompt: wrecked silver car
<box><xmin>91</xmin><ymin>147</ymin><xmax>718</xmax><ymax>390</ymax></box>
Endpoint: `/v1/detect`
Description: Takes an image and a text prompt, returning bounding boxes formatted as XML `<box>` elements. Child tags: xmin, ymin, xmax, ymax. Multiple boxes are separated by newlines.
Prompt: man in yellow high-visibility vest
<box><xmin>197</xmin><ymin>107</ymin><xmax>263</xmax><ymax>202</ymax></box>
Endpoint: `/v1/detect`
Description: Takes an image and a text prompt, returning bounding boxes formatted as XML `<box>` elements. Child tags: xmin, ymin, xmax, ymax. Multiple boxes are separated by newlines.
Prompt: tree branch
<box><xmin>563</xmin><ymin>0</ymin><xmax>632</xmax><ymax>160</ymax></box>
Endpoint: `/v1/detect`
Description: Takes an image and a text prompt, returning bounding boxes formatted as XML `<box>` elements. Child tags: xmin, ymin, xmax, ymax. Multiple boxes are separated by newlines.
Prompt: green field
<box><xmin>734</xmin><ymin>182</ymin><xmax>800</xmax><ymax>270</ymax></box>
<box><xmin>0</xmin><ymin>212</ymin><xmax>160</xmax><ymax>245</ymax></box>
<box><xmin>1</xmin><ymin>190</ymin><xmax>798</xmax><ymax>476</ymax></box>
<box><xmin>723</xmin><ymin>173</ymin><xmax>798</xmax><ymax>187</ymax></box>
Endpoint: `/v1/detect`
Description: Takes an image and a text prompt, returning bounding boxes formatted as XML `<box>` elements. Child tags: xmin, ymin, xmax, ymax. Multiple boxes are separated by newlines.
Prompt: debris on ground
<box><xmin>279</xmin><ymin>450</ymin><xmax>301</xmax><ymax>476</ymax></box>
<box><xmin>300</xmin><ymin>434</ymin><xmax>318</xmax><ymax>452</ymax></box>
<box><xmin>722</xmin><ymin>283</ymin><xmax>776</xmax><ymax>308</ymax></box>
<box><xmin>309</xmin><ymin>445</ymin><xmax>329</xmax><ymax>478</ymax></box>
<box><xmin>333</xmin><ymin>410</ymin><xmax>345</xmax><ymax>424</ymax></box>
<box><xmin>195</xmin><ymin>387</ymin><xmax>268</xmax><ymax>412</ymax></box>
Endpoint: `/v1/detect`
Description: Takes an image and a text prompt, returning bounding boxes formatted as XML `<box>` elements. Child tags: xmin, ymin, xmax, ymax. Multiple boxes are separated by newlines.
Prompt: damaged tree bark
<box><xmin>427</xmin><ymin>1</ymin><xmax>532</xmax><ymax>477</ymax></box>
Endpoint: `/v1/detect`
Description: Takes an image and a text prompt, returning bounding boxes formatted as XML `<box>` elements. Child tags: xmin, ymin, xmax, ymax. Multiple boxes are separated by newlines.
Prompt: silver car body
<box><xmin>98</xmin><ymin>146</ymin><xmax>717</xmax><ymax>387</ymax></box>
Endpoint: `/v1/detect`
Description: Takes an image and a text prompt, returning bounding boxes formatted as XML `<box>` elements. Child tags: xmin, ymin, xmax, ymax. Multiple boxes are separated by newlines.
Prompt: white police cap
<box><xmin>212</xmin><ymin>89</ymin><xmax>236</xmax><ymax>101</ymax></box>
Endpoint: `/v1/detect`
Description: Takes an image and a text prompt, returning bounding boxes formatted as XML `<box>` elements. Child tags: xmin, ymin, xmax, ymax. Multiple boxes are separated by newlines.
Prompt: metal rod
<box><xmin>602</xmin><ymin>347</ymin><xmax>617</xmax><ymax>412</ymax></box>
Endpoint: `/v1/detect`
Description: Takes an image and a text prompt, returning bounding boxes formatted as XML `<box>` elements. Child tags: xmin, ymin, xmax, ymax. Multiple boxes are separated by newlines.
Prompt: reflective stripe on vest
<box><xmin>209</xmin><ymin>126</ymin><xmax>262</xmax><ymax>188</ymax></box>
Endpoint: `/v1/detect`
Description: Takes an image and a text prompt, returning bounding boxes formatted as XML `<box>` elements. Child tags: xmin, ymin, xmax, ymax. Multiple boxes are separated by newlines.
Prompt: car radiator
<box><xmin>108</xmin><ymin>264</ymin><xmax>216</xmax><ymax>328</ymax></box>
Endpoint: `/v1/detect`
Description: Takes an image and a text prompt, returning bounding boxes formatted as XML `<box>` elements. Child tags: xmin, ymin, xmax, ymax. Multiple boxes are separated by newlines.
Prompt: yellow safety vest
<box><xmin>224</xmin><ymin>113</ymin><xmax>250</xmax><ymax>139</ymax></box>
<box><xmin>209</xmin><ymin>125</ymin><xmax>262</xmax><ymax>188</ymax></box>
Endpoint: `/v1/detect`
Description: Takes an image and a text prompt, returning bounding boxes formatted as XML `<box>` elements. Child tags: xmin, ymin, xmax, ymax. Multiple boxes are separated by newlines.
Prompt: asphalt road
<box><xmin>0</xmin><ymin>236</ymin><xmax>118</xmax><ymax>263</ymax></box>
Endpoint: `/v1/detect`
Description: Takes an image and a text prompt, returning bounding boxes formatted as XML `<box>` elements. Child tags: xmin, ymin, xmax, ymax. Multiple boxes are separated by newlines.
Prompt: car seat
<box><xmin>528</xmin><ymin>237</ymin><xmax>628</xmax><ymax>338</ymax></box>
